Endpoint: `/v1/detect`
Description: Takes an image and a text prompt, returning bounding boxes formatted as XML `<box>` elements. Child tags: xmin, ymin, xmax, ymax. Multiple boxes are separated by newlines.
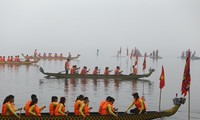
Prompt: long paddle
<box><xmin>58</xmin><ymin>70</ymin><xmax>66</xmax><ymax>74</ymax></box>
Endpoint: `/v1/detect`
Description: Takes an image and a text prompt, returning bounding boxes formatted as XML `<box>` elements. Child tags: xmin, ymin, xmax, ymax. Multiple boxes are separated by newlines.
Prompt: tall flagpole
<box><xmin>159</xmin><ymin>89</ymin><xmax>162</xmax><ymax>111</ymax></box>
<box><xmin>188</xmin><ymin>90</ymin><xmax>190</xmax><ymax>120</ymax></box>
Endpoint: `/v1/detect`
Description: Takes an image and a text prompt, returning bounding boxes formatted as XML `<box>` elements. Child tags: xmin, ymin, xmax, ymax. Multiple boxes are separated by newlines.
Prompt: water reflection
<box><xmin>114</xmin><ymin>79</ymin><xmax>119</xmax><ymax>92</ymax></box>
<box><xmin>80</xmin><ymin>78</ymin><xmax>87</xmax><ymax>92</ymax></box>
<box><xmin>92</xmin><ymin>79</ymin><xmax>98</xmax><ymax>92</ymax></box>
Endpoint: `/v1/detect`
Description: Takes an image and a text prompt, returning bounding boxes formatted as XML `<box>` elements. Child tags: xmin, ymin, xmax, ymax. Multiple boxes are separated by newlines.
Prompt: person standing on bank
<box><xmin>125</xmin><ymin>92</ymin><xmax>146</xmax><ymax>114</ymax></box>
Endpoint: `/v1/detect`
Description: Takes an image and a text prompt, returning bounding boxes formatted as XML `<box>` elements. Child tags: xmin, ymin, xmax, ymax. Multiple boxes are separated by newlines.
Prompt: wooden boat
<box><xmin>22</xmin><ymin>53</ymin><xmax>80</xmax><ymax>61</ymax></box>
<box><xmin>0</xmin><ymin>60</ymin><xmax>38</xmax><ymax>65</ymax></box>
<box><xmin>0</xmin><ymin>97</ymin><xmax>186</xmax><ymax>120</ymax></box>
<box><xmin>39</xmin><ymin>67</ymin><xmax>155</xmax><ymax>80</ymax></box>
<box><xmin>179</xmin><ymin>56</ymin><xmax>200</xmax><ymax>60</ymax></box>
<box><xmin>149</xmin><ymin>56</ymin><xmax>162</xmax><ymax>59</ymax></box>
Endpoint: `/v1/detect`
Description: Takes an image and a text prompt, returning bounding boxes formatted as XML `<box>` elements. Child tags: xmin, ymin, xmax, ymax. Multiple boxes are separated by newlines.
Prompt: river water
<box><xmin>0</xmin><ymin>53</ymin><xmax>200</xmax><ymax>120</ymax></box>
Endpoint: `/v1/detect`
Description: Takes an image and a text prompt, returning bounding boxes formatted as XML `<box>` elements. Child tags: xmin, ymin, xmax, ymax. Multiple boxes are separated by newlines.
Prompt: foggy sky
<box><xmin>1</xmin><ymin>0</ymin><xmax>200</xmax><ymax>57</ymax></box>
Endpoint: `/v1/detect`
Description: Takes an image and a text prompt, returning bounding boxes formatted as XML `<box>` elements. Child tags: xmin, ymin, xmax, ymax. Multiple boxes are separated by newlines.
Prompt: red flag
<box><xmin>159</xmin><ymin>65</ymin><xmax>165</xmax><ymax>89</ymax></box>
<box><xmin>181</xmin><ymin>49</ymin><xmax>191</xmax><ymax>97</ymax></box>
<box><xmin>143</xmin><ymin>53</ymin><xmax>147</xmax><ymax>70</ymax></box>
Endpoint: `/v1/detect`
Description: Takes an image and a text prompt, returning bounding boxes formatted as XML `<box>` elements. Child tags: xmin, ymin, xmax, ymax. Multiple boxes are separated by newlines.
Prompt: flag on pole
<box><xmin>119</xmin><ymin>47</ymin><xmax>122</xmax><ymax>55</ymax></box>
<box><xmin>130</xmin><ymin>49</ymin><xmax>134</xmax><ymax>59</ymax></box>
<box><xmin>134</xmin><ymin>53</ymin><xmax>138</xmax><ymax>66</ymax></box>
<box><xmin>133</xmin><ymin>47</ymin><xmax>136</xmax><ymax>57</ymax></box>
<box><xmin>143</xmin><ymin>52</ymin><xmax>147</xmax><ymax>70</ymax></box>
<box><xmin>159</xmin><ymin>65</ymin><xmax>165</xmax><ymax>89</ymax></box>
<box><xmin>181</xmin><ymin>49</ymin><xmax>191</xmax><ymax>97</ymax></box>
<box><xmin>126</xmin><ymin>47</ymin><xmax>129</xmax><ymax>56</ymax></box>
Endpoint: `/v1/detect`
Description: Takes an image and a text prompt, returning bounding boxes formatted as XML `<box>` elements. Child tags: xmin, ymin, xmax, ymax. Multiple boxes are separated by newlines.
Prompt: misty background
<box><xmin>1</xmin><ymin>0</ymin><xmax>200</xmax><ymax>57</ymax></box>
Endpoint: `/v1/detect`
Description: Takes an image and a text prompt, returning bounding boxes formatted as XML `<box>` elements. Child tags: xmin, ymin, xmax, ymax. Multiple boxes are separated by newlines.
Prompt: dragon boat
<box><xmin>149</xmin><ymin>56</ymin><xmax>162</xmax><ymax>59</ymax></box>
<box><xmin>39</xmin><ymin>67</ymin><xmax>155</xmax><ymax>80</ymax></box>
<box><xmin>0</xmin><ymin>97</ymin><xmax>186</xmax><ymax>120</ymax></box>
<box><xmin>21</xmin><ymin>53</ymin><xmax>80</xmax><ymax>61</ymax></box>
<box><xmin>179</xmin><ymin>56</ymin><xmax>200</xmax><ymax>60</ymax></box>
<box><xmin>0</xmin><ymin>60</ymin><xmax>38</xmax><ymax>65</ymax></box>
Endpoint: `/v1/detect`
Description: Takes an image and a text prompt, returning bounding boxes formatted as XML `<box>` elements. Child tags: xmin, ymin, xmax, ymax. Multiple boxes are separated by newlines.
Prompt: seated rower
<box><xmin>25</xmin><ymin>55</ymin><xmax>30</xmax><ymax>62</ymax></box>
<box><xmin>2</xmin><ymin>56</ymin><xmax>6</xmax><ymax>62</ymax></box>
<box><xmin>54</xmin><ymin>53</ymin><xmax>58</xmax><ymax>58</ymax></box>
<box><xmin>125</xmin><ymin>92</ymin><xmax>146</xmax><ymax>114</ymax></box>
<box><xmin>59</xmin><ymin>53</ymin><xmax>63</xmax><ymax>58</ymax></box>
<box><xmin>7</xmin><ymin>56</ymin><xmax>12</xmax><ymax>62</ymax></box>
<box><xmin>74</xmin><ymin>95</ymin><xmax>84</xmax><ymax>115</ymax></box>
<box><xmin>14</xmin><ymin>56</ymin><xmax>19</xmax><ymax>62</ymax></box>
<box><xmin>114</xmin><ymin>66</ymin><xmax>123</xmax><ymax>75</ymax></box>
<box><xmin>49</xmin><ymin>96</ymin><xmax>58</xmax><ymax>116</ymax></box>
<box><xmin>70</xmin><ymin>65</ymin><xmax>80</xmax><ymax>74</ymax></box>
<box><xmin>101</xmin><ymin>97</ymin><xmax>118</xmax><ymax>118</ymax></box>
<box><xmin>48</xmin><ymin>53</ymin><xmax>52</xmax><ymax>58</ymax></box>
<box><xmin>10</xmin><ymin>56</ymin><xmax>14</xmax><ymax>61</ymax></box>
<box><xmin>24</xmin><ymin>94</ymin><xmax>37</xmax><ymax>116</ymax></box>
<box><xmin>93</xmin><ymin>66</ymin><xmax>100</xmax><ymax>75</ymax></box>
<box><xmin>98</xmin><ymin>96</ymin><xmax>111</xmax><ymax>114</ymax></box>
<box><xmin>2</xmin><ymin>95</ymin><xmax>22</xmax><ymax>119</ymax></box>
<box><xmin>28</xmin><ymin>98</ymin><xmax>46</xmax><ymax>116</ymax></box>
<box><xmin>55</xmin><ymin>97</ymin><xmax>68</xmax><ymax>116</ymax></box>
<box><xmin>80</xmin><ymin>66</ymin><xmax>90</xmax><ymax>75</ymax></box>
<box><xmin>104</xmin><ymin>67</ymin><xmax>112</xmax><ymax>75</ymax></box>
<box><xmin>0</xmin><ymin>56</ymin><xmax>2</xmax><ymax>61</ymax></box>
<box><xmin>79</xmin><ymin>97</ymin><xmax>92</xmax><ymax>118</ymax></box>
<box><xmin>38</xmin><ymin>53</ymin><xmax>41</xmax><ymax>57</ymax></box>
<box><xmin>43</xmin><ymin>53</ymin><xmax>46</xmax><ymax>58</ymax></box>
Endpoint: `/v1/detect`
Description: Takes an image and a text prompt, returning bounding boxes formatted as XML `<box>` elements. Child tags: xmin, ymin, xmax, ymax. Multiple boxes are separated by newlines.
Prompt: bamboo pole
<box><xmin>159</xmin><ymin>89</ymin><xmax>162</xmax><ymax>111</ymax></box>
<box><xmin>188</xmin><ymin>90</ymin><xmax>190</xmax><ymax>120</ymax></box>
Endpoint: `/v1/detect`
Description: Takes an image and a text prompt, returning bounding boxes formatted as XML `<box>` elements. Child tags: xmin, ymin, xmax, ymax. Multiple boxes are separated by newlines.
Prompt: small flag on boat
<box><xmin>143</xmin><ymin>52</ymin><xmax>147</xmax><ymax>70</ymax></box>
<box><xmin>130</xmin><ymin>49</ymin><xmax>134</xmax><ymax>59</ymax></box>
<box><xmin>181</xmin><ymin>49</ymin><xmax>191</xmax><ymax>97</ymax></box>
<box><xmin>159</xmin><ymin>65</ymin><xmax>165</xmax><ymax>89</ymax></box>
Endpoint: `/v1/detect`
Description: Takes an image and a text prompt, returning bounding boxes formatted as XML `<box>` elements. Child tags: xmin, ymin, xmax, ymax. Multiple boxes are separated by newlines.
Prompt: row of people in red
<box><xmin>0</xmin><ymin>56</ymin><xmax>21</xmax><ymax>62</ymax></box>
<box><xmin>1</xmin><ymin>93</ymin><xmax>146</xmax><ymax>118</ymax></box>
<box><xmin>38</xmin><ymin>53</ymin><xmax>64</xmax><ymax>58</ymax></box>
<box><xmin>65</xmin><ymin>59</ymin><xmax>123</xmax><ymax>75</ymax></box>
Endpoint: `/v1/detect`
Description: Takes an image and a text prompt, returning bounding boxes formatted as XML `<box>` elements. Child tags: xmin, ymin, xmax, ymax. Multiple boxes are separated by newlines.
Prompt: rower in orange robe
<box><xmin>104</xmin><ymin>67</ymin><xmax>112</xmax><ymax>75</ymax></box>
<box><xmin>114</xmin><ymin>66</ymin><xmax>123</xmax><ymax>75</ymax></box>
<box><xmin>93</xmin><ymin>66</ymin><xmax>100</xmax><ymax>75</ymax></box>
<box><xmin>28</xmin><ymin>98</ymin><xmax>46</xmax><ymax>116</ymax></box>
<box><xmin>49</xmin><ymin>96</ymin><xmax>58</xmax><ymax>116</ymax></box>
<box><xmin>80</xmin><ymin>66</ymin><xmax>90</xmax><ymax>75</ymax></box>
<box><xmin>24</xmin><ymin>94</ymin><xmax>37</xmax><ymax>116</ymax></box>
<box><xmin>55</xmin><ymin>97</ymin><xmax>68</xmax><ymax>116</ymax></box>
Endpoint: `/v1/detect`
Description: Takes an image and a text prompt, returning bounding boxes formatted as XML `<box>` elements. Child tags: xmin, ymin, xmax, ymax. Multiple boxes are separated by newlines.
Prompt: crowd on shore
<box><xmin>1</xmin><ymin>93</ymin><xmax>146</xmax><ymax>118</ymax></box>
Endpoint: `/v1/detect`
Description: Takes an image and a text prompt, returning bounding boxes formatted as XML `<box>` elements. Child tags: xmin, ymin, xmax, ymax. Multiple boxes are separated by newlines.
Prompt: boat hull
<box><xmin>0</xmin><ymin>61</ymin><xmax>38</xmax><ymax>65</ymax></box>
<box><xmin>0</xmin><ymin>97</ymin><xmax>185</xmax><ymax>120</ymax></box>
<box><xmin>39</xmin><ymin>67</ymin><xmax>155</xmax><ymax>80</ymax></box>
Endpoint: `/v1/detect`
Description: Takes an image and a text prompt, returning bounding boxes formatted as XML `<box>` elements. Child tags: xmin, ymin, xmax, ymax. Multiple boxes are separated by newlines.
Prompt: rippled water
<box><xmin>0</xmin><ymin>54</ymin><xmax>200</xmax><ymax>120</ymax></box>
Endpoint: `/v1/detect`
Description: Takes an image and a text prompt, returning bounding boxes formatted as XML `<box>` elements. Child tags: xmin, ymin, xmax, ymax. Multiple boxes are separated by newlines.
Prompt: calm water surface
<box><xmin>0</xmin><ymin>53</ymin><xmax>200</xmax><ymax>120</ymax></box>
